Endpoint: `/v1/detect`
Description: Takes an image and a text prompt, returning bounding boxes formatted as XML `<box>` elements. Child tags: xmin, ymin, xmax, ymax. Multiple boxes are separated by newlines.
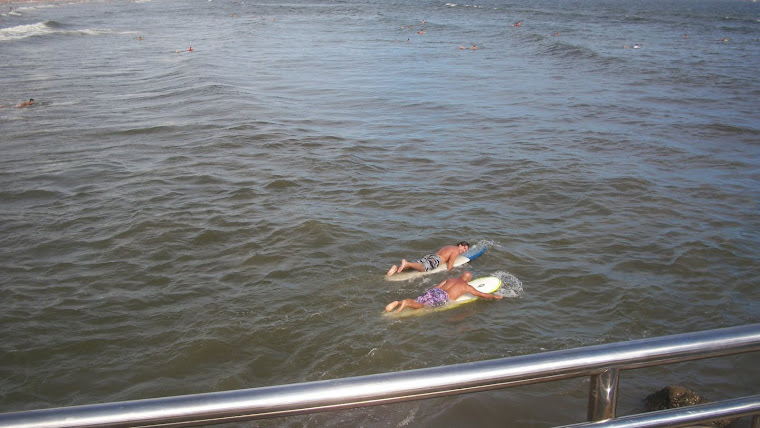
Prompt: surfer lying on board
<box><xmin>385</xmin><ymin>272</ymin><xmax>502</xmax><ymax>313</ymax></box>
<box><xmin>386</xmin><ymin>241</ymin><xmax>470</xmax><ymax>277</ymax></box>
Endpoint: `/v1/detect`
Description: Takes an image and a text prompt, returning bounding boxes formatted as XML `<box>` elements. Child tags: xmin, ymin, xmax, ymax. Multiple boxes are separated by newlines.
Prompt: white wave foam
<box><xmin>49</xmin><ymin>100</ymin><xmax>82</xmax><ymax>107</ymax></box>
<box><xmin>446</xmin><ymin>3</ymin><xmax>484</xmax><ymax>8</ymax></box>
<box><xmin>470</xmin><ymin>238</ymin><xmax>500</xmax><ymax>252</ymax></box>
<box><xmin>6</xmin><ymin>4</ymin><xmax>55</xmax><ymax>17</ymax></box>
<box><xmin>68</xmin><ymin>28</ymin><xmax>117</xmax><ymax>36</ymax></box>
<box><xmin>0</xmin><ymin>22</ymin><xmax>54</xmax><ymax>42</ymax></box>
<box><xmin>493</xmin><ymin>271</ymin><xmax>524</xmax><ymax>298</ymax></box>
<box><xmin>0</xmin><ymin>21</ymin><xmax>126</xmax><ymax>42</ymax></box>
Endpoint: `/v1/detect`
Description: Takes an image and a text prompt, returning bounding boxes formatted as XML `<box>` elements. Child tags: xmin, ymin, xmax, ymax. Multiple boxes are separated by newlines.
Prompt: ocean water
<box><xmin>1</xmin><ymin>0</ymin><xmax>759</xmax><ymax>426</ymax></box>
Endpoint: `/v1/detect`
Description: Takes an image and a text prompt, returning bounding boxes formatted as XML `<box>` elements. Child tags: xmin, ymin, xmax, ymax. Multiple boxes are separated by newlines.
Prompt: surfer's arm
<box><xmin>468</xmin><ymin>286</ymin><xmax>503</xmax><ymax>300</ymax></box>
<box><xmin>443</xmin><ymin>249</ymin><xmax>458</xmax><ymax>270</ymax></box>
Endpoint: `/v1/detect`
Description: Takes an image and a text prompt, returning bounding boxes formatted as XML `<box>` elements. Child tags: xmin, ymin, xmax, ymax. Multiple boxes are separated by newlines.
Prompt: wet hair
<box><xmin>457</xmin><ymin>241</ymin><xmax>470</xmax><ymax>249</ymax></box>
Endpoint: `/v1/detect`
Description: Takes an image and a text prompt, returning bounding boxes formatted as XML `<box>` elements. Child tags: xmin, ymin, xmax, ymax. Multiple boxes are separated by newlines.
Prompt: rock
<box><xmin>645</xmin><ymin>385</ymin><xmax>710</xmax><ymax>410</ymax></box>
<box><xmin>644</xmin><ymin>385</ymin><xmax>735</xmax><ymax>428</ymax></box>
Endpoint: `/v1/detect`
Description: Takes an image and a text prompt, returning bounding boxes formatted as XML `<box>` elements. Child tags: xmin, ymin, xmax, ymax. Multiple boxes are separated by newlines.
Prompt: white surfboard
<box><xmin>383</xmin><ymin>276</ymin><xmax>502</xmax><ymax>318</ymax></box>
<box><xmin>384</xmin><ymin>245</ymin><xmax>487</xmax><ymax>282</ymax></box>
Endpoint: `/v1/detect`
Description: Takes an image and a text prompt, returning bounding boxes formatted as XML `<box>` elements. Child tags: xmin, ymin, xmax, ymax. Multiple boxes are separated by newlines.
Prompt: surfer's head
<box><xmin>461</xmin><ymin>271</ymin><xmax>473</xmax><ymax>281</ymax></box>
<box><xmin>457</xmin><ymin>241</ymin><xmax>470</xmax><ymax>252</ymax></box>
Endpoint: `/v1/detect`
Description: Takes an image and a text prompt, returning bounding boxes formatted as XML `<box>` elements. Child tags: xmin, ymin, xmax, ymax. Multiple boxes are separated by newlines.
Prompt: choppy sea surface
<box><xmin>1</xmin><ymin>0</ymin><xmax>759</xmax><ymax>425</ymax></box>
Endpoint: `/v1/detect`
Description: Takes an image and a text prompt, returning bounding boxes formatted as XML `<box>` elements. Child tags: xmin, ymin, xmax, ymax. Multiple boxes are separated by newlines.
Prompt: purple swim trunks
<box><xmin>415</xmin><ymin>288</ymin><xmax>449</xmax><ymax>307</ymax></box>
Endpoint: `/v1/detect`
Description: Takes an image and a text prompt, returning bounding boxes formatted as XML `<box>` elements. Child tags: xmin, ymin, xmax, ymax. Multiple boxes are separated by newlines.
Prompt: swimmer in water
<box><xmin>16</xmin><ymin>98</ymin><xmax>34</xmax><ymax>108</ymax></box>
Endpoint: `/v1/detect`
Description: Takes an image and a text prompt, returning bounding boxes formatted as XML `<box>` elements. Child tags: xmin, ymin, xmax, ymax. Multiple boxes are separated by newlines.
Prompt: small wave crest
<box><xmin>507</xmin><ymin>30</ymin><xmax>618</xmax><ymax>69</ymax></box>
<box><xmin>0</xmin><ymin>20</ymin><xmax>123</xmax><ymax>42</ymax></box>
<box><xmin>5</xmin><ymin>4</ymin><xmax>55</xmax><ymax>17</ymax></box>
<box><xmin>541</xmin><ymin>38</ymin><xmax>600</xmax><ymax>61</ymax></box>
<box><xmin>0</xmin><ymin>21</ymin><xmax>57</xmax><ymax>42</ymax></box>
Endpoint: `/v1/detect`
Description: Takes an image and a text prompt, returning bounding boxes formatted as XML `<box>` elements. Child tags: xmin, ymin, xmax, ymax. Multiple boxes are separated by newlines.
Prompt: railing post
<box><xmin>752</xmin><ymin>415</ymin><xmax>759</xmax><ymax>428</ymax></box>
<box><xmin>587</xmin><ymin>367</ymin><xmax>620</xmax><ymax>422</ymax></box>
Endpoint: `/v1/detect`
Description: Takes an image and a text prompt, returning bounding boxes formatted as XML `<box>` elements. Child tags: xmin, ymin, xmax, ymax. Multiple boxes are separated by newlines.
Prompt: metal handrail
<box><xmin>563</xmin><ymin>395</ymin><xmax>760</xmax><ymax>428</ymax></box>
<box><xmin>1</xmin><ymin>324</ymin><xmax>759</xmax><ymax>428</ymax></box>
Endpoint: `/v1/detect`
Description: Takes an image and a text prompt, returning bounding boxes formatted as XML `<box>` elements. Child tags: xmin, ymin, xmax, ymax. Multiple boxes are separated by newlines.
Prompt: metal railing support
<box><xmin>0</xmin><ymin>324</ymin><xmax>758</xmax><ymax>428</ymax></box>
<box><xmin>587</xmin><ymin>367</ymin><xmax>620</xmax><ymax>421</ymax></box>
